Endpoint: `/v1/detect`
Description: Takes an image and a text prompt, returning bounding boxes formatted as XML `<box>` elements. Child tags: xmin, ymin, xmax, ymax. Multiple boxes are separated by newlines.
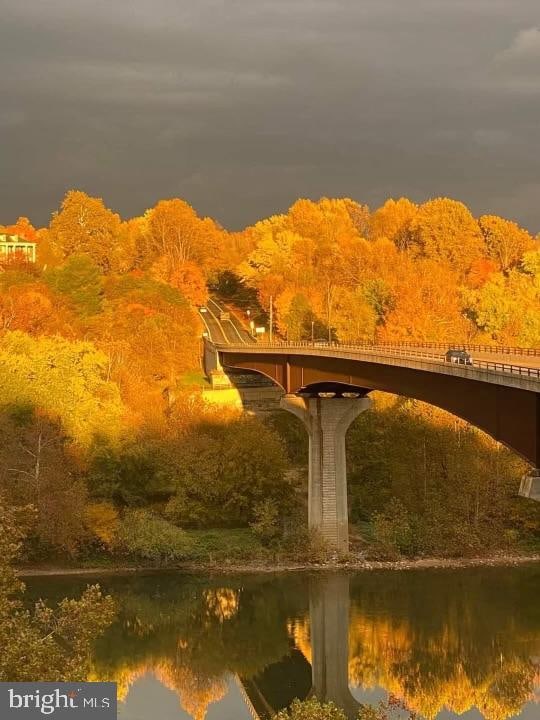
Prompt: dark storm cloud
<box><xmin>0</xmin><ymin>0</ymin><xmax>539</xmax><ymax>231</ymax></box>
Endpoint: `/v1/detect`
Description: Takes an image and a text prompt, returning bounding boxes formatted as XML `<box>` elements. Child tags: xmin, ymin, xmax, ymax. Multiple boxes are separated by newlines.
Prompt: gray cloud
<box><xmin>0</xmin><ymin>0</ymin><xmax>539</xmax><ymax>232</ymax></box>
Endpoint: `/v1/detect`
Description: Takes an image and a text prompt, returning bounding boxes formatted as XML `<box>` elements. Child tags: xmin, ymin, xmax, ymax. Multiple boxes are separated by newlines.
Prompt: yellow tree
<box><xmin>479</xmin><ymin>214</ymin><xmax>535</xmax><ymax>272</ymax></box>
<box><xmin>48</xmin><ymin>190</ymin><xmax>122</xmax><ymax>272</ymax></box>
<box><xmin>370</xmin><ymin>197</ymin><xmax>418</xmax><ymax>250</ymax></box>
<box><xmin>142</xmin><ymin>199</ymin><xmax>220</xmax><ymax>274</ymax></box>
<box><xmin>409</xmin><ymin>198</ymin><xmax>486</xmax><ymax>275</ymax></box>
<box><xmin>381</xmin><ymin>259</ymin><xmax>471</xmax><ymax>342</ymax></box>
<box><xmin>332</xmin><ymin>287</ymin><xmax>377</xmax><ymax>343</ymax></box>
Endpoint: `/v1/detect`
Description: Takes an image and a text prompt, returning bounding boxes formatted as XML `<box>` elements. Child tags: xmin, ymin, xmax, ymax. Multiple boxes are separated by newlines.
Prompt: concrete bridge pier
<box><xmin>309</xmin><ymin>574</ymin><xmax>359</xmax><ymax>719</ymax></box>
<box><xmin>519</xmin><ymin>469</ymin><xmax>540</xmax><ymax>501</ymax></box>
<box><xmin>280</xmin><ymin>394</ymin><xmax>372</xmax><ymax>553</ymax></box>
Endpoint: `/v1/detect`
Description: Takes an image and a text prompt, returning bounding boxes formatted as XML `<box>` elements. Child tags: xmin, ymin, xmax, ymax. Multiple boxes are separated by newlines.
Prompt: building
<box><xmin>0</xmin><ymin>233</ymin><xmax>36</xmax><ymax>263</ymax></box>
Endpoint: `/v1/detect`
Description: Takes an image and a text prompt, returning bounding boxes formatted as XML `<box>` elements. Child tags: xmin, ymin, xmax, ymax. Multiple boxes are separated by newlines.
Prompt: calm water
<box><xmin>25</xmin><ymin>565</ymin><xmax>540</xmax><ymax>720</ymax></box>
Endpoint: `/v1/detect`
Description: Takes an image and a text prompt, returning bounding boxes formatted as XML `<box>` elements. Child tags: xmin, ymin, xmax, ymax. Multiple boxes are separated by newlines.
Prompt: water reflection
<box><xmin>26</xmin><ymin>565</ymin><xmax>540</xmax><ymax>719</ymax></box>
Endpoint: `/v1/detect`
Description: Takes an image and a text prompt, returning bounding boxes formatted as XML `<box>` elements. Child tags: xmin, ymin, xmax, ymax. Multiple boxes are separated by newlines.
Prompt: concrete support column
<box><xmin>280</xmin><ymin>394</ymin><xmax>371</xmax><ymax>553</ymax></box>
<box><xmin>519</xmin><ymin>469</ymin><xmax>540</xmax><ymax>501</ymax></box>
<box><xmin>309</xmin><ymin>574</ymin><xmax>359</xmax><ymax>719</ymax></box>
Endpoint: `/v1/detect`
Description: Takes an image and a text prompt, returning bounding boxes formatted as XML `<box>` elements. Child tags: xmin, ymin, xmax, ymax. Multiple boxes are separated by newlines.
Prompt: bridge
<box><xmin>201</xmin><ymin>301</ymin><xmax>540</xmax><ymax>552</ymax></box>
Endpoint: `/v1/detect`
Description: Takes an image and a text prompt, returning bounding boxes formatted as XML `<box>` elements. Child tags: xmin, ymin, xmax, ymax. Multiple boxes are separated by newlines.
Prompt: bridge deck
<box><xmin>213</xmin><ymin>341</ymin><xmax>540</xmax><ymax>392</ymax></box>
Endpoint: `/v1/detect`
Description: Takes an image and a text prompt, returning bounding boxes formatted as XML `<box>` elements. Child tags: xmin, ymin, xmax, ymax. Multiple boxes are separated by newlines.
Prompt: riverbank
<box><xmin>17</xmin><ymin>551</ymin><xmax>540</xmax><ymax>576</ymax></box>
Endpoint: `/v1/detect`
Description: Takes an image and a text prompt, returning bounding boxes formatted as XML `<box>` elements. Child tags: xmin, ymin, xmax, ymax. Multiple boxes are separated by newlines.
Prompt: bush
<box><xmin>117</xmin><ymin>509</ymin><xmax>192</xmax><ymax>562</ymax></box>
<box><xmin>183</xmin><ymin>528</ymin><xmax>266</xmax><ymax>563</ymax></box>
<box><xmin>165</xmin><ymin>416</ymin><xmax>294</xmax><ymax>528</ymax></box>
<box><xmin>273</xmin><ymin>699</ymin><xmax>347</xmax><ymax>720</ymax></box>
<box><xmin>372</xmin><ymin>498</ymin><xmax>417</xmax><ymax>558</ymax></box>
<box><xmin>250</xmin><ymin>499</ymin><xmax>281</xmax><ymax>545</ymax></box>
<box><xmin>280</xmin><ymin>526</ymin><xmax>334</xmax><ymax>563</ymax></box>
<box><xmin>83</xmin><ymin>502</ymin><xmax>120</xmax><ymax>549</ymax></box>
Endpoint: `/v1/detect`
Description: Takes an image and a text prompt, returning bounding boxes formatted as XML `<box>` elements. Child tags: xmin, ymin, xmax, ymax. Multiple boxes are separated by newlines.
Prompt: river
<box><xmin>25</xmin><ymin>564</ymin><xmax>540</xmax><ymax>720</ymax></box>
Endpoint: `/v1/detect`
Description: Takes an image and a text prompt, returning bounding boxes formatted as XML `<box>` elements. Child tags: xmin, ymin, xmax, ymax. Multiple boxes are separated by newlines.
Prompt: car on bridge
<box><xmin>445</xmin><ymin>349</ymin><xmax>473</xmax><ymax>365</ymax></box>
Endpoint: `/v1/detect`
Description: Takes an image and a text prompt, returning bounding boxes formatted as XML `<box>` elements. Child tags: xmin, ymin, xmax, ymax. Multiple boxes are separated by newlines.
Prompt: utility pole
<box><xmin>269</xmin><ymin>295</ymin><xmax>273</xmax><ymax>344</ymax></box>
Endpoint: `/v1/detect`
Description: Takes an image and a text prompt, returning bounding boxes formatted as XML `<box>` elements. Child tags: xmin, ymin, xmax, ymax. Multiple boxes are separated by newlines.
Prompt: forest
<box><xmin>0</xmin><ymin>191</ymin><xmax>539</xmax><ymax>568</ymax></box>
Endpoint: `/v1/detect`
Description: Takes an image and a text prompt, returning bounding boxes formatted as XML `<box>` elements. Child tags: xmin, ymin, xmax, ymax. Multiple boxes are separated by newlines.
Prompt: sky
<box><xmin>0</xmin><ymin>0</ymin><xmax>539</xmax><ymax>232</ymax></box>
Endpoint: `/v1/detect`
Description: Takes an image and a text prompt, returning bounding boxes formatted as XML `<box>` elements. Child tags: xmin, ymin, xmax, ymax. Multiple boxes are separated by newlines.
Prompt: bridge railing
<box><xmin>214</xmin><ymin>340</ymin><xmax>540</xmax><ymax>380</ymax></box>
<box><xmin>345</xmin><ymin>340</ymin><xmax>540</xmax><ymax>356</ymax></box>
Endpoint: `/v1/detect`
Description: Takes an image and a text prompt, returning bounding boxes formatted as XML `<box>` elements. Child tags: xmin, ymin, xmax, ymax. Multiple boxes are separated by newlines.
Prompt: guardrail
<box><xmin>212</xmin><ymin>340</ymin><xmax>540</xmax><ymax>381</ymax></box>
<box><xmin>348</xmin><ymin>340</ymin><xmax>540</xmax><ymax>356</ymax></box>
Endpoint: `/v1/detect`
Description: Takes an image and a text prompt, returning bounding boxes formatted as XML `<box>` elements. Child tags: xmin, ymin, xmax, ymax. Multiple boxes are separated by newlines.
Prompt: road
<box><xmin>200</xmin><ymin>297</ymin><xmax>256</xmax><ymax>344</ymax></box>
<box><xmin>200</xmin><ymin>301</ymin><xmax>540</xmax><ymax>372</ymax></box>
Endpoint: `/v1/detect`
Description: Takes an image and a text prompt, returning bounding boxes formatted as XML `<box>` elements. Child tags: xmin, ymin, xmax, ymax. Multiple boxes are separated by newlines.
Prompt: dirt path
<box><xmin>17</xmin><ymin>553</ymin><xmax>540</xmax><ymax>577</ymax></box>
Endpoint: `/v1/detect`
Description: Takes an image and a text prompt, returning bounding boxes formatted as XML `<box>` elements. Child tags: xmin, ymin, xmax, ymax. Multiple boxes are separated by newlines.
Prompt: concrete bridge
<box><xmin>203</xmin><ymin>331</ymin><xmax>540</xmax><ymax>552</ymax></box>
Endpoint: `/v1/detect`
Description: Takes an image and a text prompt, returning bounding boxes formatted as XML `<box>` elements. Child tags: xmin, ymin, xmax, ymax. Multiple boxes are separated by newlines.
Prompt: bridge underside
<box><xmin>221</xmin><ymin>351</ymin><xmax>540</xmax><ymax>468</ymax></box>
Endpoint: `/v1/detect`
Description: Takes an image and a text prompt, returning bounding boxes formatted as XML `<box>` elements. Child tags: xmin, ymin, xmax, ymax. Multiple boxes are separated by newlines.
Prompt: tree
<box><xmin>0</xmin><ymin>498</ymin><xmax>115</xmax><ymax>681</ymax></box>
<box><xmin>0</xmin><ymin>332</ymin><xmax>124</xmax><ymax>448</ymax></box>
<box><xmin>0</xmin><ymin>281</ymin><xmax>76</xmax><ymax>336</ymax></box>
<box><xmin>274</xmin><ymin>290</ymin><xmax>315</xmax><ymax>340</ymax></box>
<box><xmin>0</xmin><ymin>409</ymin><xmax>88</xmax><ymax>556</ymax></box>
<box><xmin>380</xmin><ymin>259</ymin><xmax>470</xmax><ymax>342</ymax></box>
<box><xmin>151</xmin><ymin>258</ymin><xmax>208</xmax><ymax>306</ymax></box>
<box><xmin>332</xmin><ymin>287</ymin><xmax>377</xmax><ymax>343</ymax></box>
<box><xmin>142</xmin><ymin>199</ymin><xmax>220</xmax><ymax>273</ymax></box>
<box><xmin>45</xmin><ymin>254</ymin><xmax>104</xmax><ymax>317</ymax></box>
<box><xmin>409</xmin><ymin>198</ymin><xmax>486</xmax><ymax>275</ymax></box>
<box><xmin>165</xmin><ymin>416</ymin><xmax>293</xmax><ymax>528</ymax></box>
<box><xmin>48</xmin><ymin>190</ymin><xmax>121</xmax><ymax>271</ymax></box>
<box><xmin>479</xmin><ymin>215</ymin><xmax>535</xmax><ymax>272</ymax></box>
<box><xmin>370</xmin><ymin>198</ymin><xmax>417</xmax><ymax>250</ymax></box>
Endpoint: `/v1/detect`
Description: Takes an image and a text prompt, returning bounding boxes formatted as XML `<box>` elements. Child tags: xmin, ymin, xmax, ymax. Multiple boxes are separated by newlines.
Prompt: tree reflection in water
<box><xmin>26</xmin><ymin>565</ymin><xmax>540</xmax><ymax>720</ymax></box>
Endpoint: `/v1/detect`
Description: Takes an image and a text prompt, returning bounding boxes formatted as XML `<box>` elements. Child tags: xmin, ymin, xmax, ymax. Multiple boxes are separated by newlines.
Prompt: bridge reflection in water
<box><xmin>242</xmin><ymin>575</ymin><xmax>359</xmax><ymax>719</ymax></box>
<box><xmin>40</xmin><ymin>565</ymin><xmax>538</xmax><ymax>720</ymax></box>
<box><xmin>237</xmin><ymin>569</ymin><xmax>540</xmax><ymax>720</ymax></box>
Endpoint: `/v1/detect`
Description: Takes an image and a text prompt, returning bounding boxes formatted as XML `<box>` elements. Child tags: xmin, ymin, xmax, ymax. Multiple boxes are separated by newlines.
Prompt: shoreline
<box><xmin>17</xmin><ymin>552</ymin><xmax>540</xmax><ymax>577</ymax></box>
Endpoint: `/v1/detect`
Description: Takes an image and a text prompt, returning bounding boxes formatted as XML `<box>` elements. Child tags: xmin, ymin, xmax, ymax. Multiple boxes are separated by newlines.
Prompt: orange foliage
<box><xmin>0</xmin><ymin>282</ymin><xmax>75</xmax><ymax>336</ymax></box>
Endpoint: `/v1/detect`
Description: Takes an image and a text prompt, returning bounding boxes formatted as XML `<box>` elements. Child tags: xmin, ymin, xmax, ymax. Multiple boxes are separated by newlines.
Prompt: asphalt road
<box><xmin>200</xmin><ymin>301</ymin><xmax>540</xmax><ymax>371</ymax></box>
<box><xmin>201</xmin><ymin>297</ymin><xmax>256</xmax><ymax>344</ymax></box>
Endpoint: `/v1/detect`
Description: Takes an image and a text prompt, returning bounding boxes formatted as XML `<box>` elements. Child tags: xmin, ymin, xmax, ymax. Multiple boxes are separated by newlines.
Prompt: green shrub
<box><xmin>250</xmin><ymin>499</ymin><xmax>281</xmax><ymax>545</ymax></box>
<box><xmin>279</xmin><ymin>526</ymin><xmax>334</xmax><ymax>563</ymax></box>
<box><xmin>183</xmin><ymin>528</ymin><xmax>266</xmax><ymax>563</ymax></box>
<box><xmin>117</xmin><ymin>509</ymin><xmax>192</xmax><ymax>562</ymax></box>
<box><xmin>372</xmin><ymin>498</ymin><xmax>417</xmax><ymax>558</ymax></box>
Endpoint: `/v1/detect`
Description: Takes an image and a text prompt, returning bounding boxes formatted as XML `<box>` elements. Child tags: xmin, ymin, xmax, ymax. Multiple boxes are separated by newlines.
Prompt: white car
<box><xmin>199</xmin><ymin>307</ymin><xmax>208</xmax><ymax>313</ymax></box>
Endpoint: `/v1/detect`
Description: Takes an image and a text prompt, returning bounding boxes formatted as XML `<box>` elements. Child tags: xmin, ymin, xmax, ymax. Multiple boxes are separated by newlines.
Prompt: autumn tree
<box><xmin>409</xmin><ymin>198</ymin><xmax>486</xmax><ymax>275</ymax></box>
<box><xmin>142</xmin><ymin>198</ymin><xmax>221</xmax><ymax>274</ymax></box>
<box><xmin>332</xmin><ymin>287</ymin><xmax>377</xmax><ymax>343</ymax></box>
<box><xmin>0</xmin><ymin>499</ymin><xmax>115</xmax><ymax>681</ymax></box>
<box><xmin>370</xmin><ymin>197</ymin><xmax>418</xmax><ymax>249</ymax></box>
<box><xmin>0</xmin><ymin>408</ymin><xmax>87</xmax><ymax>555</ymax></box>
<box><xmin>165</xmin><ymin>416</ymin><xmax>293</xmax><ymax>528</ymax></box>
<box><xmin>0</xmin><ymin>280</ymin><xmax>76</xmax><ymax>336</ymax></box>
<box><xmin>381</xmin><ymin>259</ymin><xmax>471</xmax><ymax>342</ymax></box>
<box><xmin>479</xmin><ymin>214</ymin><xmax>535</xmax><ymax>272</ymax></box>
<box><xmin>0</xmin><ymin>332</ymin><xmax>124</xmax><ymax>448</ymax></box>
<box><xmin>45</xmin><ymin>254</ymin><xmax>104</xmax><ymax>317</ymax></box>
<box><xmin>151</xmin><ymin>257</ymin><xmax>208</xmax><ymax>306</ymax></box>
<box><xmin>48</xmin><ymin>190</ymin><xmax>121</xmax><ymax>271</ymax></box>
